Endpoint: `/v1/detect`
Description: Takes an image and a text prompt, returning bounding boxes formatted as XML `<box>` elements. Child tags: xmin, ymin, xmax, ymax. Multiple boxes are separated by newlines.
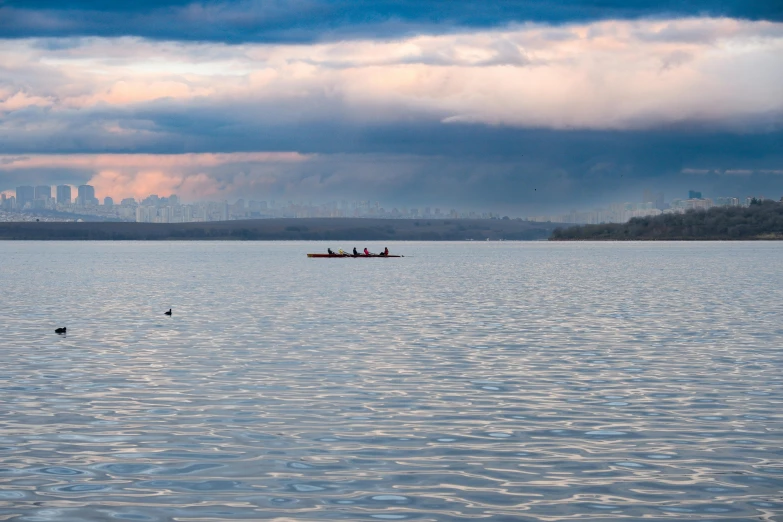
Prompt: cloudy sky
<box><xmin>1</xmin><ymin>0</ymin><xmax>782</xmax><ymax>213</ymax></box>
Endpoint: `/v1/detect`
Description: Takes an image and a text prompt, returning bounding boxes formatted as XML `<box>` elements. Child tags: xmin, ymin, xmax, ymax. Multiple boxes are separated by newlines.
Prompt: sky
<box><xmin>1</xmin><ymin>0</ymin><xmax>782</xmax><ymax>214</ymax></box>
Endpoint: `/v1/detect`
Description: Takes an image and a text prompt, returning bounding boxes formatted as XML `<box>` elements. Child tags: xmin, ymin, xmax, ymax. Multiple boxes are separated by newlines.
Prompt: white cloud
<box><xmin>0</xmin><ymin>17</ymin><xmax>781</xmax><ymax>132</ymax></box>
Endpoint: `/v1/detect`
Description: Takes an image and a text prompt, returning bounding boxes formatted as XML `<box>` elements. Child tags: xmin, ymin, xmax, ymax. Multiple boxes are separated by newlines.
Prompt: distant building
<box><xmin>690</xmin><ymin>198</ymin><xmax>712</xmax><ymax>210</ymax></box>
<box><xmin>15</xmin><ymin>186</ymin><xmax>35</xmax><ymax>209</ymax></box>
<box><xmin>643</xmin><ymin>189</ymin><xmax>665</xmax><ymax>210</ymax></box>
<box><xmin>141</xmin><ymin>195</ymin><xmax>160</xmax><ymax>207</ymax></box>
<box><xmin>136</xmin><ymin>206</ymin><xmax>156</xmax><ymax>223</ymax></box>
<box><xmin>77</xmin><ymin>185</ymin><xmax>97</xmax><ymax>206</ymax></box>
<box><xmin>104</xmin><ymin>197</ymin><xmax>113</xmax><ymax>207</ymax></box>
<box><xmin>34</xmin><ymin>185</ymin><xmax>51</xmax><ymax>200</ymax></box>
<box><xmin>56</xmin><ymin>185</ymin><xmax>72</xmax><ymax>204</ymax></box>
<box><xmin>688</xmin><ymin>190</ymin><xmax>702</xmax><ymax>200</ymax></box>
<box><xmin>715</xmin><ymin>197</ymin><xmax>740</xmax><ymax>206</ymax></box>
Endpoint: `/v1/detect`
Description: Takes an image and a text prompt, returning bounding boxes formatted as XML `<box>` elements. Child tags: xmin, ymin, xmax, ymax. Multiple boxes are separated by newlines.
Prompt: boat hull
<box><xmin>307</xmin><ymin>254</ymin><xmax>402</xmax><ymax>258</ymax></box>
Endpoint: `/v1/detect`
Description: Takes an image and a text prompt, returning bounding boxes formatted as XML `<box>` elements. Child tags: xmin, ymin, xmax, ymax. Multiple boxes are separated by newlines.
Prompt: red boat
<box><xmin>307</xmin><ymin>253</ymin><xmax>403</xmax><ymax>258</ymax></box>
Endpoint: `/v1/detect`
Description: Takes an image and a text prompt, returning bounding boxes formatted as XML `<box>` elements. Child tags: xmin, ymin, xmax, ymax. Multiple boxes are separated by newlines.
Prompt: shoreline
<box><xmin>0</xmin><ymin>218</ymin><xmax>562</xmax><ymax>241</ymax></box>
<box><xmin>549</xmin><ymin>236</ymin><xmax>783</xmax><ymax>241</ymax></box>
<box><xmin>549</xmin><ymin>203</ymin><xmax>783</xmax><ymax>241</ymax></box>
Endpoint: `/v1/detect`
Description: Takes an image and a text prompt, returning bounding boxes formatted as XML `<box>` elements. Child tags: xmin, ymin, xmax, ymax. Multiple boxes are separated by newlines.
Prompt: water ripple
<box><xmin>0</xmin><ymin>241</ymin><xmax>782</xmax><ymax>520</ymax></box>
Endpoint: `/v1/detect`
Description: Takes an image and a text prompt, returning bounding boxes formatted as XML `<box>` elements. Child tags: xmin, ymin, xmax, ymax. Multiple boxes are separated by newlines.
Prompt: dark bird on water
<box><xmin>164</xmin><ymin>309</ymin><xmax>172</xmax><ymax>316</ymax></box>
<box><xmin>55</xmin><ymin>327</ymin><xmax>66</xmax><ymax>334</ymax></box>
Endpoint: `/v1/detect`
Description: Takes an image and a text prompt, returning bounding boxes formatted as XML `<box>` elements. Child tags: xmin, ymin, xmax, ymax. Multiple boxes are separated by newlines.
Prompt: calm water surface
<box><xmin>0</xmin><ymin>241</ymin><xmax>782</xmax><ymax>521</ymax></box>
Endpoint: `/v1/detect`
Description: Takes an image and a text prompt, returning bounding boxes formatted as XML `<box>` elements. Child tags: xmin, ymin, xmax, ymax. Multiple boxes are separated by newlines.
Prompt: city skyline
<box><xmin>3</xmin><ymin>178</ymin><xmax>782</xmax><ymax>219</ymax></box>
<box><xmin>1</xmin><ymin>183</ymin><xmax>519</xmax><ymax>222</ymax></box>
<box><xmin>2</xmin><ymin>181</ymin><xmax>778</xmax><ymax>225</ymax></box>
<box><xmin>2</xmin><ymin>156</ymin><xmax>783</xmax><ymax>217</ymax></box>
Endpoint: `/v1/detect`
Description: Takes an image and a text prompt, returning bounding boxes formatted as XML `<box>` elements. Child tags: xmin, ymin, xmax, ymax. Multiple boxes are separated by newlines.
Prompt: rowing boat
<box><xmin>307</xmin><ymin>254</ymin><xmax>403</xmax><ymax>258</ymax></box>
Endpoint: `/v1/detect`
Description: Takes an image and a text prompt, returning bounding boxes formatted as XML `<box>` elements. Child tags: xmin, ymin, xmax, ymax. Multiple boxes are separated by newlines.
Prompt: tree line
<box><xmin>0</xmin><ymin>219</ymin><xmax>557</xmax><ymax>241</ymax></box>
<box><xmin>551</xmin><ymin>199</ymin><xmax>783</xmax><ymax>240</ymax></box>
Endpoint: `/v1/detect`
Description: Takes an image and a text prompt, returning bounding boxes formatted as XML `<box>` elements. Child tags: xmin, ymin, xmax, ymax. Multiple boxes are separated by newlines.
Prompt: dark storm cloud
<box><xmin>3</xmin><ymin>101</ymin><xmax>782</xmax><ymax>211</ymax></box>
<box><xmin>0</xmin><ymin>166</ymin><xmax>95</xmax><ymax>187</ymax></box>
<box><xmin>1</xmin><ymin>0</ymin><xmax>781</xmax><ymax>42</ymax></box>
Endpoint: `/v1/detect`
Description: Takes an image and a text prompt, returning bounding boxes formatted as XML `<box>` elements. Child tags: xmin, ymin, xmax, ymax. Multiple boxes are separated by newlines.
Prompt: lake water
<box><xmin>0</xmin><ymin>241</ymin><xmax>782</xmax><ymax>521</ymax></box>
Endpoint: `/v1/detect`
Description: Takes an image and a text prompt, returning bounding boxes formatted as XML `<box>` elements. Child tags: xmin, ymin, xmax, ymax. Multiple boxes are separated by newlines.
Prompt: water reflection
<box><xmin>0</xmin><ymin>241</ymin><xmax>782</xmax><ymax>521</ymax></box>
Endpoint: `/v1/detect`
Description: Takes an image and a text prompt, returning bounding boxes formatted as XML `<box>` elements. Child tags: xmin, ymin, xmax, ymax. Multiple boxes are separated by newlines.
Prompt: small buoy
<box><xmin>55</xmin><ymin>327</ymin><xmax>66</xmax><ymax>334</ymax></box>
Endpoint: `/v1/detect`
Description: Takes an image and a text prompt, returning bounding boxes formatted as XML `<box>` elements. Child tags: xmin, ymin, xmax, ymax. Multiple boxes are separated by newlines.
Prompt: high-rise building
<box><xmin>136</xmin><ymin>206</ymin><xmax>156</xmax><ymax>223</ymax></box>
<box><xmin>77</xmin><ymin>185</ymin><xmax>97</xmax><ymax>206</ymax></box>
<box><xmin>716</xmin><ymin>197</ymin><xmax>740</xmax><ymax>207</ymax></box>
<box><xmin>34</xmin><ymin>185</ymin><xmax>51</xmax><ymax>200</ymax></box>
<box><xmin>15</xmin><ymin>186</ymin><xmax>35</xmax><ymax>209</ymax></box>
<box><xmin>643</xmin><ymin>190</ymin><xmax>665</xmax><ymax>210</ymax></box>
<box><xmin>142</xmin><ymin>195</ymin><xmax>160</xmax><ymax>206</ymax></box>
<box><xmin>104</xmin><ymin>196</ymin><xmax>114</xmax><ymax>207</ymax></box>
<box><xmin>688</xmin><ymin>190</ymin><xmax>702</xmax><ymax>200</ymax></box>
<box><xmin>56</xmin><ymin>185</ymin><xmax>72</xmax><ymax>204</ymax></box>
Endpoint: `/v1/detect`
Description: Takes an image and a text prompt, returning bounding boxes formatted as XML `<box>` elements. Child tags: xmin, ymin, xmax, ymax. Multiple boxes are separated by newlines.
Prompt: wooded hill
<box><xmin>551</xmin><ymin>199</ymin><xmax>783</xmax><ymax>240</ymax></box>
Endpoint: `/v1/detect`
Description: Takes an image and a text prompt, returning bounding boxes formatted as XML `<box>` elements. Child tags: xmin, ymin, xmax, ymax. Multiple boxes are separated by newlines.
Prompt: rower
<box><xmin>328</xmin><ymin>248</ymin><xmax>335</xmax><ymax>255</ymax></box>
<box><xmin>353</xmin><ymin>247</ymin><xmax>359</xmax><ymax>256</ymax></box>
<box><xmin>364</xmin><ymin>247</ymin><xmax>371</xmax><ymax>256</ymax></box>
<box><xmin>383</xmin><ymin>247</ymin><xmax>389</xmax><ymax>256</ymax></box>
<box><xmin>338</xmin><ymin>248</ymin><xmax>347</xmax><ymax>256</ymax></box>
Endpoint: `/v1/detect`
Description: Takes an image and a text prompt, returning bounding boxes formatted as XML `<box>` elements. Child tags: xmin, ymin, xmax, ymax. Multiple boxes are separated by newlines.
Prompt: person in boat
<box><xmin>364</xmin><ymin>247</ymin><xmax>371</xmax><ymax>256</ymax></box>
<box><xmin>328</xmin><ymin>248</ymin><xmax>335</xmax><ymax>255</ymax></box>
<box><xmin>338</xmin><ymin>248</ymin><xmax>347</xmax><ymax>256</ymax></box>
<box><xmin>383</xmin><ymin>247</ymin><xmax>389</xmax><ymax>256</ymax></box>
<box><xmin>353</xmin><ymin>247</ymin><xmax>359</xmax><ymax>256</ymax></box>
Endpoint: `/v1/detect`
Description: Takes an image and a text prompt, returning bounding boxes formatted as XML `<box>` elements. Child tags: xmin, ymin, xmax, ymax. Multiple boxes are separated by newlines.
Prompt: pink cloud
<box><xmin>0</xmin><ymin>89</ymin><xmax>53</xmax><ymax>111</ymax></box>
<box><xmin>0</xmin><ymin>152</ymin><xmax>311</xmax><ymax>200</ymax></box>
<box><xmin>88</xmin><ymin>170</ymin><xmax>222</xmax><ymax>200</ymax></box>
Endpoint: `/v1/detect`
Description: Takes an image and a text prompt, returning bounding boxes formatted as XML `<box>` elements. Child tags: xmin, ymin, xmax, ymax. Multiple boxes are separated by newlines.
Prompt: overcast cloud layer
<box><xmin>1</xmin><ymin>1</ymin><xmax>782</xmax><ymax>213</ymax></box>
<box><xmin>2</xmin><ymin>0</ymin><xmax>782</xmax><ymax>42</ymax></box>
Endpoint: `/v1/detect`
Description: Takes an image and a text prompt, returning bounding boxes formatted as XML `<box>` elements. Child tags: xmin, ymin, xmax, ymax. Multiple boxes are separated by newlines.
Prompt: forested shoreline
<box><xmin>0</xmin><ymin>218</ymin><xmax>559</xmax><ymax>241</ymax></box>
<box><xmin>551</xmin><ymin>200</ymin><xmax>783</xmax><ymax>240</ymax></box>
